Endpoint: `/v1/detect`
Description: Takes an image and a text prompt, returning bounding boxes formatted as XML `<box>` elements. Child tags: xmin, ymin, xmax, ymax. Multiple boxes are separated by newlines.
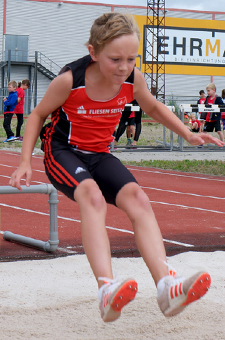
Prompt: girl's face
<box><xmin>89</xmin><ymin>33</ymin><xmax>139</xmax><ymax>85</ymax></box>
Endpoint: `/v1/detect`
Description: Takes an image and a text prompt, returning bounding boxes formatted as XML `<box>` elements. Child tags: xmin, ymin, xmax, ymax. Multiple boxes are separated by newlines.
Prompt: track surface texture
<box><xmin>0</xmin><ymin>149</ymin><xmax>224</xmax><ymax>262</ymax></box>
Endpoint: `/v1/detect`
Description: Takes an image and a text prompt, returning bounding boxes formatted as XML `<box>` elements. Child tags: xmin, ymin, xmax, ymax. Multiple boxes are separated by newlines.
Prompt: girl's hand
<box><xmin>187</xmin><ymin>132</ymin><xmax>225</xmax><ymax>147</ymax></box>
<box><xmin>9</xmin><ymin>163</ymin><xmax>32</xmax><ymax>192</ymax></box>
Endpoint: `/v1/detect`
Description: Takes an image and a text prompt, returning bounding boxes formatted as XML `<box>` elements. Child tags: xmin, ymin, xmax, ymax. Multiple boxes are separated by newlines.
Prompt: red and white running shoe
<box><xmin>157</xmin><ymin>271</ymin><xmax>211</xmax><ymax>317</ymax></box>
<box><xmin>98</xmin><ymin>277</ymin><xmax>138</xmax><ymax>322</ymax></box>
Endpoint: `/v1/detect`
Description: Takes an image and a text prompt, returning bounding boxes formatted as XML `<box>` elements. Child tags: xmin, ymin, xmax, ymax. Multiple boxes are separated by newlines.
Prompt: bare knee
<box><xmin>74</xmin><ymin>179</ymin><xmax>106</xmax><ymax>212</ymax></box>
<box><xmin>116</xmin><ymin>183</ymin><xmax>152</xmax><ymax>219</ymax></box>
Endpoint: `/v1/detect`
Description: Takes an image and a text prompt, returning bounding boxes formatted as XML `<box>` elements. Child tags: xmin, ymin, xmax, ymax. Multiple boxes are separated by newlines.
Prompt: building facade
<box><xmin>1</xmin><ymin>0</ymin><xmax>225</xmax><ymax>113</ymax></box>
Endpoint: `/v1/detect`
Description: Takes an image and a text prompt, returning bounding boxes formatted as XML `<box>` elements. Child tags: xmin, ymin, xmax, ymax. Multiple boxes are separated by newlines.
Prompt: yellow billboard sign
<box><xmin>134</xmin><ymin>15</ymin><xmax>225</xmax><ymax>76</ymax></box>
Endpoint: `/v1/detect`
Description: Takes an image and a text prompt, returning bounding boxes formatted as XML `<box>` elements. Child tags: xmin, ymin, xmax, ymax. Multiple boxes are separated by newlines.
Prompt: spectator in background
<box><xmin>203</xmin><ymin>83</ymin><xmax>224</xmax><ymax>142</ymax></box>
<box><xmin>221</xmin><ymin>89</ymin><xmax>225</xmax><ymax>137</ymax></box>
<box><xmin>114</xmin><ymin>99</ymin><xmax>142</xmax><ymax>149</ymax></box>
<box><xmin>130</xmin><ymin>99</ymin><xmax>142</xmax><ymax>148</ymax></box>
<box><xmin>14</xmin><ymin>79</ymin><xmax>30</xmax><ymax>141</ymax></box>
<box><xmin>197</xmin><ymin>90</ymin><xmax>206</xmax><ymax>131</ymax></box>
<box><xmin>3</xmin><ymin>81</ymin><xmax>18</xmax><ymax>142</ymax></box>
<box><xmin>125</xmin><ymin>110</ymin><xmax>135</xmax><ymax>147</ymax></box>
<box><xmin>189</xmin><ymin>113</ymin><xmax>201</xmax><ymax>133</ymax></box>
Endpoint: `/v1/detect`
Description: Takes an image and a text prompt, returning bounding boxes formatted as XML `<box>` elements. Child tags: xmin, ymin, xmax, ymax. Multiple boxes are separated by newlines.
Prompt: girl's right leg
<box><xmin>43</xmin><ymin>147</ymin><xmax>137</xmax><ymax>322</ymax></box>
<box><xmin>74</xmin><ymin>179</ymin><xmax>138</xmax><ymax>322</ymax></box>
<box><xmin>73</xmin><ymin>178</ymin><xmax>113</xmax><ymax>286</ymax></box>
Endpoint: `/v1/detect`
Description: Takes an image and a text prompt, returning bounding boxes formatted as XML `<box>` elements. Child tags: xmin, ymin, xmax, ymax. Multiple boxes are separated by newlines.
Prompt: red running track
<box><xmin>0</xmin><ymin>150</ymin><xmax>225</xmax><ymax>262</ymax></box>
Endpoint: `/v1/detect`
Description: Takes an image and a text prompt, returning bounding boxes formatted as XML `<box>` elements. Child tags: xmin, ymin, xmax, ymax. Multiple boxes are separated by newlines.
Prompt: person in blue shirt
<box><xmin>3</xmin><ymin>80</ymin><xmax>18</xmax><ymax>142</ymax></box>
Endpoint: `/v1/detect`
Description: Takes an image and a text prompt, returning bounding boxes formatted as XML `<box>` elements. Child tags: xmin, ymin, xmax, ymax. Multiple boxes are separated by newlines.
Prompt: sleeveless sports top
<box><xmin>45</xmin><ymin>55</ymin><xmax>134</xmax><ymax>153</ymax></box>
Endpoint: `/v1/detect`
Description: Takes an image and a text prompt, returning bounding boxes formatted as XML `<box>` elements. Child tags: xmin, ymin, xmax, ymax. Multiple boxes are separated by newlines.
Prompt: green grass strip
<box><xmin>122</xmin><ymin>159</ymin><xmax>225</xmax><ymax>177</ymax></box>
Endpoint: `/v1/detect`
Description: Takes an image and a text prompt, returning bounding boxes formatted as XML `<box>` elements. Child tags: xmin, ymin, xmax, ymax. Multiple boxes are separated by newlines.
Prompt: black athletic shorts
<box><xmin>43</xmin><ymin>142</ymin><xmax>138</xmax><ymax>205</ymax></box>
<box><xmin>127</xmin><ymin>117</ymin><xmax>135</xmax><ymax>126</ymax></box>
<box><xmin>191</xmin><ymin>128</ymin><xmax>199</xmax><ymax>133</ymax></box>
<box><xmin>204</xmin><ymin>120</ymin><xmax>221</xmax><ymax>132</ymax></box>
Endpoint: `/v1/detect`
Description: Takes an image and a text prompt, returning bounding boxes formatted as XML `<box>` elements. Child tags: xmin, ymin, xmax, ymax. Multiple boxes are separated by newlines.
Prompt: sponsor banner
<box><xmin>134</xmin><ymin>15</ymin><xmax>225</xmax><ymax>75</ymax></box>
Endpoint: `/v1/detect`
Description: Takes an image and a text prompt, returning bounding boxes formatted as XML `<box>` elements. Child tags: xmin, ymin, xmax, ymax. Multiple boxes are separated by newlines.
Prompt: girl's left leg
<box><xmin>116</xmin><ymin>182</ymin><xmax>211</xmax><ymax>317</ymax></box>
<box><xmin>116</xmin><ymin>182</ymin><xmax>168</xmax><ymax>284</ymax></box>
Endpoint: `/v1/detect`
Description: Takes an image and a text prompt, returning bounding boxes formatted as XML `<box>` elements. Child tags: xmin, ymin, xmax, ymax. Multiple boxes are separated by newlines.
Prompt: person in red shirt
<box><xmin>14</xmin><ymin>79</ymin><xmax>30</xmax><ymax>141</ymax></box>
<box><xmin>188</xmin><ymin>113</ymin><xmax>201</xmax><ymax>132</ymax></box>
<box><xmin>10</xmin><ymin>12</ymin><xmax>223</xmax><ymax>323</ymax></box>
<box><xmin>126</xmin><ymin>110</ymin><xmax>135</xmax><ymax>146</ymax></box>
<box><xmin>221</xmin><ymin>89</ymin><xmax>225</xmax><ymax>137</ymax></box>
<box><xmin>203</xmin><ymin>83</ymin><xmax>224</xmax><ymax>142</ymax></box>
<box><xmin>197</xmin><ymin>90</ymin><xmax>206</xmax><ymax>131</ymax></box>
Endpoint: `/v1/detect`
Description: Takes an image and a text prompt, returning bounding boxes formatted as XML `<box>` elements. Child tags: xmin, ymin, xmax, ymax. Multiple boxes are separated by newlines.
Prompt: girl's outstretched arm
<box><xmin>10</xmin><ymin>70</ymin><xmax>73</xmax><ymax>191</ymax></box>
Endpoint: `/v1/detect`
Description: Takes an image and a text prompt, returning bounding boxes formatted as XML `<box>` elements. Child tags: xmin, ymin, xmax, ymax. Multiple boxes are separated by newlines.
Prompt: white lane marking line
<box><xmin>105</xmin><ymin>226</ymin><xmax>194</xmax><ymax>247</ymax></box>
<box><xmin>141</xmin><ymin>186</ymin><xmax>225</xmax><ymax>200</ymax></box>
<box><xmin>3</xmin><ymin>152</ymin><xmax>21</xmax><ymax>156</ymax></box>
<box><xmin>1</xmin><ymin>170</ymin><xmax>224</xmax><ymax>201</ymax></box>
<box><xmin>0</xmin><ymin>175</ymin><xmax>44</xmax><ymax>184</ymax></box>
<box><xmin>163</xmin><ymin>238</ymin><xmax>194</xmax><ymax>247</ymax></box>
<box><xmin>0</xmin><ymin>203</ymin><xmax>81</xmax><ymax>222</ymax></box>
<box><xmin>1</xmin><ymin>162</ymin><xmax>224</xmax><ymax>181</ymax></box>
<box><xmin>57</xmin><ymin>247</ymin><xmax>78</xmax><ymax>254</ymax></box>
<box><xmin>149</xmin><ymin>200</ymin><xmax>225</xmax><ymax>214</ymax></box>
<box><xmin>0</xmin><ymin>203</ymin><xmax>194</xmax><ymax>248</ymax></box>
<box><xmin>128</xmin><ymin>167</ymin><xmax>225</xmax><ymax>183</ymax></box>
<box><xmin>3</xmin><ymin>152</ymin><xmax>43</xmax><ymax>159</ymax></box>
<box><xmin>0</xmin><ymin>163</ymin><xmax>45</xmax><ymax>173</ymax></box>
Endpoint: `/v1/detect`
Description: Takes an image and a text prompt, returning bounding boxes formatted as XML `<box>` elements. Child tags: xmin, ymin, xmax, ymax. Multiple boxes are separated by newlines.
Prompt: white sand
<box><xmin>0</xmin><ymin>150</ymin><xmax>225</xmax><ymax>339</ymax></box>
<box><xmin>0</xmin><ymin>252</ymin><xmax>224</xmax><ymax>339</ymax></box>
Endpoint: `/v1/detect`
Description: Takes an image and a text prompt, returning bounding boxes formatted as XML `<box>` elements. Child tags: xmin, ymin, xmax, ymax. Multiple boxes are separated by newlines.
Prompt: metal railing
<box><xmin>1</xmin><ymin>184</ymin><xmax>59</xmax><ymax>253</ymax></box>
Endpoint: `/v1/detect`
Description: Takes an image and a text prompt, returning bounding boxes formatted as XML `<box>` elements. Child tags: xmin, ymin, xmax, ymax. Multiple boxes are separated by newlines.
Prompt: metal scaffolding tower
<box><xmin>144</xmin><ymin>0</ymin><xmax>166</xmax><ymax>103</ymax></box>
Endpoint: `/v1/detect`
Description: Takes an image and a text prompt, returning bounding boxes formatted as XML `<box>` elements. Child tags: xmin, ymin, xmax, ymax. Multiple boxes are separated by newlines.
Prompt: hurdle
<box><xmin>179</xmin><ymin>103</ymin><xmax>225</xmax><ymax>151</ymax></box>
<box><xmin>155</xmin><ymin>106</ymin><xmax>176</xmax><ymax>150</ymax></box>
<box><xmin>1</xmin><ymin>184</ymin><xmax>59</xmax><ymax>252</ymax></box>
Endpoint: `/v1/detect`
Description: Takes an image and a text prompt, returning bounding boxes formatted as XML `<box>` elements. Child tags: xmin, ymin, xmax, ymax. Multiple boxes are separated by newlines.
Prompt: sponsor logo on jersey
<box><xmin>117</xmin><ymin>97</ymin><xmax>127</xmax><ymax>106</ymax></box>
<box><xmin>77</xmin><ymin>106</ymin><xmax>86</xmax><ymax>114</ymax></box>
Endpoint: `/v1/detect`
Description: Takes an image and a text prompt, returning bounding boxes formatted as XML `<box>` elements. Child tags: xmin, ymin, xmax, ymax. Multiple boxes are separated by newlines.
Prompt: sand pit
<box><xmin>0</xmin><ymin>251</ymin><xmax>224</xmax><ymax>339</ymax></box>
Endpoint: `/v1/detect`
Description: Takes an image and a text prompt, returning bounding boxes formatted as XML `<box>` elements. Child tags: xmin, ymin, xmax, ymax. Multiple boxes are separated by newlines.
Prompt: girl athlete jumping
<box><xmin>10</xmin><ymin>13</ymin><xmax>223</xmax><ymax>322</ymax></box>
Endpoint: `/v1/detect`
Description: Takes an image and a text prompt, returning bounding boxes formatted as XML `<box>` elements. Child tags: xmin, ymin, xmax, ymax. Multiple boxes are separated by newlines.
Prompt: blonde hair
<box><xmin>8</xmin><ymin>80</ymin><xmax>17</xmax><ymax>89</ymax></box>
<box><xmin>190</xmin><ymin>113</ymin><xmax>196</xmax><ymax>119</ymax></box>
<box><xmin>206</xmin><ymin>83</ymin><xmax>216</xmax><ymax>91</ymax></box>
<box><xmin>86</xmin><ymin>12</ymin><xmax>140</xmax><ymax>54</ymax></box>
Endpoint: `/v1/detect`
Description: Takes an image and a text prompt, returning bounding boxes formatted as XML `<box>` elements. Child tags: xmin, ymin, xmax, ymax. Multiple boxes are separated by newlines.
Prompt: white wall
<box><xmin>1</xmin><ymin>1</ymin><xmax>225</xmax><ymax>107</ymax></box>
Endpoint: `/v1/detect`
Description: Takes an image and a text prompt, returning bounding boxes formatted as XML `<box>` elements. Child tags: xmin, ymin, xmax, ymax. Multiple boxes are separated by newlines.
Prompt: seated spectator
<box><xmin>189</xmin><ymin>113</ymin><xmax>201</xmax><ymax>133</ymax></box>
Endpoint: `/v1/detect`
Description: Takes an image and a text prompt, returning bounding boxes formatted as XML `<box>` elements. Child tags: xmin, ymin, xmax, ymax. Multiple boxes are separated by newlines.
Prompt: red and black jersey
<box><xmin>197</xmin><ymin>97</ymin><xmax>206</xmax><ymax>105</ymax></box>
<box><xmin>44</xmin><ymin>55</ymin><xmax>134</xmax><ymax>153</ymax></box>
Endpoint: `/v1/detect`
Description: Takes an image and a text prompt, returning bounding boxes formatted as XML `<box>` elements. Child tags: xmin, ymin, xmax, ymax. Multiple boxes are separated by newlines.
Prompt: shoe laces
<box><xmin>98</xmin><ymin>276</ymin><xmax>123</xmax><ymax>285</ymax></box>
<box><xmin>98</xmin><ymin>277</ymin><xmax>122</xmax><ymax>301</ymax></box>
<box><xmin>159</xmin><ymin>258</ymin><xmax>179</xmax><ymax>277</ymax></box>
